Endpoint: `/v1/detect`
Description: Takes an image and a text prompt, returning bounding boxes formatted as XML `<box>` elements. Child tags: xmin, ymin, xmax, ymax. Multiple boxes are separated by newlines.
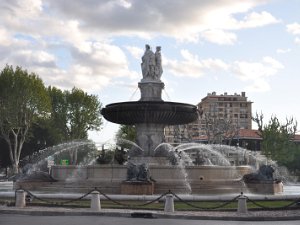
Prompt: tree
<box><xmin>116</xmin><ymin>125</ymin><xmax>136</xmax><ymax>142</ymax></box>
<box><xmin>47</xmin><ymin>86</ymin><xmax>69</xmax><ymax>142</ymax></box>
<box><xmin>48</xmin><ymin>87</ymin><xmax>103</xmax><ymax>141</ymax></box>
<box><xmin>252</xmin><ymin>112</ymin><xmax>298</xmax><ymax>168</ymax></box>
<box><xmin>201</xmin><ymin>112</ymin><xmax>238</xmax><ymax>144</ymax></box>
<box><xmin>0</xmin><ymin>65</ymin><xmax>51</xmax><ymax>173</ymax></box>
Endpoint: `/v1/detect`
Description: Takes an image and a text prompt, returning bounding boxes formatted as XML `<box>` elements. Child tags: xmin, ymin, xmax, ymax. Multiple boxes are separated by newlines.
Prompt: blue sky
<box><xmin>0</xmin><ymin>0</ymin><xmax>299</xmax><ymax>143</ymax></box>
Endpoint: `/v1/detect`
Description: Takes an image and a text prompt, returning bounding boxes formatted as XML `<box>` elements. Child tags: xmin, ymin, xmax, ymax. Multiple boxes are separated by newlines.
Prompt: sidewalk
<box><xmin>1</xmin><ymin>205</ymin><xmax>300</xmax><ymax>221</ymax></box>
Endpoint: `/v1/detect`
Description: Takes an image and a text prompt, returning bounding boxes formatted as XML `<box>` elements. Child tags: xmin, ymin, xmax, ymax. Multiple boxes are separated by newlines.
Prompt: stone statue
<box><xmin>243</xmin><ymin>165</ymin><xmax>275</xmax><ymax>183</ymax></box>
<box><xmin>155</xmin><ymin>46</ymin><xmax>163</xmax><ymax>79</ymax></box>
<box><xmin>126</xmin><ymin>162</ymin><xmax>150</xmax><ymax>182</ymax></box>
<box><xmin>141</xmin><ymin>44</ymin><xmax>163</xmax><ymax>81</ymax></box>
<box><xmin>141</xmin><ymin>44</ymin><xmax>155</xmax><ymax>79</ymax></box>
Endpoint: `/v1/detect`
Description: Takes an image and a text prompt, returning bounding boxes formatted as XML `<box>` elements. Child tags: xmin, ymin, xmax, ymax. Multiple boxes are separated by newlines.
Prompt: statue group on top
<box><xmin>141</xmin><ymin>44</ymin><xmax>163</xmax><ymax>81</ymax></box>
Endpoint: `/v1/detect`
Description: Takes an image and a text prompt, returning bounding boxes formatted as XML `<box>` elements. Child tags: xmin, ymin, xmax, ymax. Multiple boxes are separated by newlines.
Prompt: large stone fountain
<box><xmin>16</xmin><ymin>45</ymin><xmax>283</xmax><ymax>195</ymax></box>
<box><xmin>101</xmin><ymin>44</ymin><xmax>198</xmax><ymax>157</ymax></box>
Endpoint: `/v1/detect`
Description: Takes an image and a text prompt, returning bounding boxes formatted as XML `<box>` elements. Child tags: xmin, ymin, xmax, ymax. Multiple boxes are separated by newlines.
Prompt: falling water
<box><xmin>22</xmin><ymin>140</ymin><xmax>95</xmax><ymax>175</ymax></box>
<box><xmin>154</xmin><ymin>142</ymin><xmax>192</xmax><ymax>193</ymax></box>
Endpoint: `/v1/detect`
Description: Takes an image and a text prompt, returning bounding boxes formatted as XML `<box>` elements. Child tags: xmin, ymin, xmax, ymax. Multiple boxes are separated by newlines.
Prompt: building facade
<box><xmin>164</xmin><ymin>92</ymin><xmax>253</xmax><ymax>144</ymax></box>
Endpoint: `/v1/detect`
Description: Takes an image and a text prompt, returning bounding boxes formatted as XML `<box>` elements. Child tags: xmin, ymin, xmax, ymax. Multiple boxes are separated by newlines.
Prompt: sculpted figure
<box><xmin>155</xmin><ymin>46</ymin><xmax>163</xmax><ymax>79</ymax></box>
<box><xmin>141</xmin><ymin>44</ymin><xmax>155</xmax><ymax>79</ymax></box>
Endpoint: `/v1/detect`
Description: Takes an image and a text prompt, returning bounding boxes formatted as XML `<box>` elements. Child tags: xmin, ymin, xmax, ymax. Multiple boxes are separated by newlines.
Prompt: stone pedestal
<box><xmin>135</xmin><ymin>124</ymin><xmax>165</xmax><ymax>156</ymax></box>
<box><xmin>164</xmin><ymin>194</ymin><xmax>175</xmax><ymax>212</ymax></box>
<box><xmin>121</xmin><ymin>181</ymin><xmax>154</xmax><ymax>195</ymax></box>
<box><xmin>15</xmin><ymin>189</ymin><xmax>26</xmax><ymax>208</ymax></box>
<box><xmin>138</xmin><ymin>81</ymin><xmax>164</xmax><ymax>101</ymax></box>
<box><xmin>237</xmin><ymin>195</ymin><xmax>248</xmax><ymax>214</ymax></box>
<box><xmin>245</xmin><ymin>180</ymin><xmax>283</xmax><ymax>194</ymax></box>
<box><xmin>90</xmin><ymin>191</ymin><xmax>101</xmax><ymax>211</ymax></box>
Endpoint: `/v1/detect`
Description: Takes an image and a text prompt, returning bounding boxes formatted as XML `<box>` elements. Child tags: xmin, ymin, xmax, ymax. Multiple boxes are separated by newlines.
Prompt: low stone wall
<box><xmin>49</xmin><ymin>165</ymin><xmax>254</xmax><ymax>194</ymax></box>
<box><xmin>51</xmin><ymin>165</ymin><xmax>252</xmax><ymax>182</ymax></box>
<box><xmin>121</xmin><ymin>181</ymin><xmax>154</xmax><ymax>195</ymax></box>
<box><xmin>245</xmin><ymin>181</ymin><xmax>284</xmax><ymax>194</ymax></box>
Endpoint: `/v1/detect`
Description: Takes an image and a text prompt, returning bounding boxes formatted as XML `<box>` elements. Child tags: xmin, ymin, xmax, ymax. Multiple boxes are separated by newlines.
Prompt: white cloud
<box><xmin>237</xmin><ymin>11</ymin><xmax>280</xmax><ymax>29</ymax></box>
<box><xmin>0</xmin><ymin>0</ymin><xmax>284</xmax><ymax>94</ymax></box>
<box><xmin>39</xmin><ymin>0</ymin><xmax>278</xmax><ymax>44</ymax></box>
<box><xmin>231</xmin><ymin>57</ymin><xmax>284</xmax><ymax>92</ymax></box>
<box><xmin>245</xmin><ymin>79</ymin><xmax>271</xmax><ymax>92</ymax></box>
<box><xmin>125</xmin><ymin>46</ymin><xmax>144</xmax><ymax>59</ymax></box>
<box><xmin>203</xmin><ymin>9</ymin><xmax>279</xmax><ymax>30</ymax></box>
<box><xmin>165</xmin><ymin>49</ymin><xmax>228</xmax><ymax>78</ymax></box>
<box><xmin>165</xmin><ymin>51</ymin><xmax>284</xmax><ymax>94</ymax></box>
<box><xmin>202</xmin><ymin>58</ymin><xmax>229</xmax><ymax>71</ymax></box>
<box><xmin>201</xmin><ymin>29</ymin><xmax>237</xmax><ymax>45</ymax></box>
<box><xmin>295</xmin><ymin>37</ymin><xmax>300</xmax><ymax>45</ymax></box>
<box><xmin>262</xmin><ymin>56</ymin><xmax>284</xmax><ymax>69</ymax></box>
<box><xmin>287</xmin><ymin>22</ymin><xmax>300</xmax><ymax>35</ymax></box>
<box><xmin>0</xmin><ymin>27</ymin><xmax>12</xmax><ymax>46</ymax></box>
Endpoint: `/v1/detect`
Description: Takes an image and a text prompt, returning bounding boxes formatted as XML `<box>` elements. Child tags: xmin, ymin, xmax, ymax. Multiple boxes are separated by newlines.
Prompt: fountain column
<box><xmin>136</xmin><ymin>80</ymin><xmax>165</xmax><ymax>156</ymax></box>
<box><xmin>136</xmin><ymin>45</ymin><xmax>165</xmax><ymax>156</ymax></box>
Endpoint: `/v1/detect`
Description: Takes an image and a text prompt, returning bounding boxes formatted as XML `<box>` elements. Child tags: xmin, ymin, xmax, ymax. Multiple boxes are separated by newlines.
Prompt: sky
<box><xmin>0</xmin><ymin>0</ymin><xmax>300</xmax><ymax>144</ymax></box>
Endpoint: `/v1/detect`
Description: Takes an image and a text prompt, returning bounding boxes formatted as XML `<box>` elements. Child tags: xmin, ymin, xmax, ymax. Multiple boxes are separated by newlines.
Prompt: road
<box><xmin>0</xmin><ymin>214</ymin><xmax>299</xmax><ymax>225</ymax></box>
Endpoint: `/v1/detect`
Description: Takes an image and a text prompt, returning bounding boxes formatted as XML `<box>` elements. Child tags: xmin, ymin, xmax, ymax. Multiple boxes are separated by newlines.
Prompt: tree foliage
<box><xmin>252</xmin><ymin>112</ymin><xmax>299</xmax><ymax>172</ymax></box>
<box><xmin>115</xmin><ymin>125</ymin><xmax>136</xmax><ymax>142</ymax></box>
<box><xmin>48</xmin><ymin>86</ymin><xmax>102</xmax><ymax>141</ymax></box>
<box><xmin>115</xmin><ymin>125</ymin><xmax>136</xmax><ymax>150</ymax></box>
<box><xmin>0</xmin><ymin>65</ymin><xmax>51</xmax><ymax>173</ymax></box>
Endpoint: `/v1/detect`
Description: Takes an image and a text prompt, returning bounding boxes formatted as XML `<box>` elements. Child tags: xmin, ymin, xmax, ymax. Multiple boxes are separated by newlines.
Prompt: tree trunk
<box><xmin>12</xmin><ymin>163</ymin><xmax>19</xmax><ymax>174</ymax></box>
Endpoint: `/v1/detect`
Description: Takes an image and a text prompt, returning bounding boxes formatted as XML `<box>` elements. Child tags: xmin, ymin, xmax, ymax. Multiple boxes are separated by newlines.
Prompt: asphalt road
<box><xmin>0</xmin><ymin>214</ymin><xmax>300</xmax><ymax>225</ymax></box>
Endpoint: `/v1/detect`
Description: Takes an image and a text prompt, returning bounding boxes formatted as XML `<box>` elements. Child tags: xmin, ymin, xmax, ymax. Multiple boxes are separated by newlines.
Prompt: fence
<box><xmin>12</xmin><ymin>188</ymin><xmax>300</xmax><ymax>213</ymax></box>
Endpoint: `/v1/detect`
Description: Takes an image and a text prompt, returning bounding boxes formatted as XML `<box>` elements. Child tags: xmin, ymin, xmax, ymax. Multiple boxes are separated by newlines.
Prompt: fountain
<box><xmin>101</xmin><ymin>44</ymin><xmax>198</xmax><ymax>158</ymax></box>
<box><xmin>16</xmin><ymin>44</ymin><xmax>283</xmax><ymax>195</ymax></box>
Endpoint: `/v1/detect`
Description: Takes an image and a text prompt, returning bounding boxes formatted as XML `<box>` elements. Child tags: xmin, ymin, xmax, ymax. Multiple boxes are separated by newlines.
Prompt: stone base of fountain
<box><xmin>14</xmin><ymin>165</ymin><xmax>283</xmax><ymax>195</ymax></box>
<box><xmin>244</xmin><ymin>180</ymin><xmax>283</xmax><ymax>194</ymax></box>
<box><xmin>121</xmin><ymin>181</ymin><xmax>154</xmax><ymax>195</ymax></box>
<box><xmin>129</xmin><ymin>157</ymin><xmax>170</xmax><ymax>165</ymax></box>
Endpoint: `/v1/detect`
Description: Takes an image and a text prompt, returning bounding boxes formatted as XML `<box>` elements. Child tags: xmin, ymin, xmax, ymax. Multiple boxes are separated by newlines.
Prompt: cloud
<box><xmin>163</xmin><ymin>50</ymin><xmax>283</xmax><ymax>94</ymax></box>
<box><xmin>0</xmin><ymin>0</ymin><xmax>283</xmax><ymax>94</ymax></box>
<box><xmin>125</xmin><ymin>46</ymin><xmax>144</xmax><ymax>59</ymax></box>
<box><xmin>287</xmin><ymin>22</ymin><xmax>300</xmax><ymax>35</ymax></box>
<box><xmin>41</xmin><ymin>0</ymin><xmax>278</xmax><ymax>43</ymax></box>
<box><xmin>201</xmin><ymin>29</ymin><xmax>237</xmax><ymax>45</ymax></box>
<box><xmin>287</xmin><ymin>23</ymin><xmax>300</xmax><ymax>45</ymax></box>
<box><xmin>165</xmin><ymin>49</ymin><xmax>228</xmax><ymax>77</ymax></box>
<box><xmin>236</xmin><ymin>11</ymin><xmax>280</xmax><ymax>29</ymax></box>
<box><xmin>245</xmin><ymin>79</ymin><xmax>271</xmax><ymax>92</ymax></box>
<box><xmin>231</xmin><ymin>57</ymin><xmax>284</xmax><ymax>92</ymax></box>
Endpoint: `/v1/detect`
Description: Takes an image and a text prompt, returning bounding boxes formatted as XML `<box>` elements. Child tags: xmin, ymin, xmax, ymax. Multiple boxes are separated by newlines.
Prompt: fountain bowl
<box><xmin>101</xmin><ymin>101</ymin><xmax>198</xmax><ymax>125</ymax></box>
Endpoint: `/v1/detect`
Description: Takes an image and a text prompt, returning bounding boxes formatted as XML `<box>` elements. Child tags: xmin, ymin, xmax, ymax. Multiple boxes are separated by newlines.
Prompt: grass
<box><xmin>1</xmin><ymin>197</ymin><xmax>299</xmax><ymax>211</ymax></box>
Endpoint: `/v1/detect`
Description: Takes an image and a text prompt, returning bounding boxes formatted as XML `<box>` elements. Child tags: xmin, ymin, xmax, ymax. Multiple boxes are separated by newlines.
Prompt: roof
<box><xmin>191</xmin><ymin>129</ymin><xmax>300</xmax><ymax>142</ymax></box>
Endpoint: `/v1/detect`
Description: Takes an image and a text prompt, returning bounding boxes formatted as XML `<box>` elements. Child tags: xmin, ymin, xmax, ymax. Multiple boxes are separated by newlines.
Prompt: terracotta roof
<box><xmin>191</xmin><ymin>129</ymin><xmax>300</xmax><ymax>142</ymax></box>
<box><xmin>237</xmin><ymin>129</ymin><xmax>262</xmax><ymax>139</ymax></box>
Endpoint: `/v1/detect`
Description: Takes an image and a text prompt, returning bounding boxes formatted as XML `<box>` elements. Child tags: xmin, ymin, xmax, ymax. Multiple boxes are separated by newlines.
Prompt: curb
<box><xmin>1</xmin><ymin>207</ymin><xmax>300</xmax><ymax>221</ymax></box>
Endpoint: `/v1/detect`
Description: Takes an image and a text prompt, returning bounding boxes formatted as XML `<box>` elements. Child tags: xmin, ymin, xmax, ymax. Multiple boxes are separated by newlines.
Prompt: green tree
<box><xmin>116</xmin><ymin>125</ymin><xmax>136</xmax><ymax>142</ymax></box>
<box><xmin>252</xmin><ymin>112</ymin><xmax>298</xmax><ymax>167</ymax></box>
<box><xmin>48</xmin><ymin>86</ymin><xmax>102</xmax><ymax>141</ymax></box>
<box><xmin>115</xmin><ymin>125</ymin><xmax>136</xmax><ymax>150</ymax></box>
<box><xmin>47</xmin><ymin>86</ymin><xmax>69</xmax><ymax>142</ymax></box>
<box><xmin>0</xmin><ymin>65</ymin><xmax>51</xmax><ymax>173</ymax></box>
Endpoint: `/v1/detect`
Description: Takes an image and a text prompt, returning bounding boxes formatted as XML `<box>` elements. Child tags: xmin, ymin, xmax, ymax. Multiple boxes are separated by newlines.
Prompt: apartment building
<box><xmin>164</xmin><ymin>91</ymin><xmax>253</xmax><ymax>143</ymax></box>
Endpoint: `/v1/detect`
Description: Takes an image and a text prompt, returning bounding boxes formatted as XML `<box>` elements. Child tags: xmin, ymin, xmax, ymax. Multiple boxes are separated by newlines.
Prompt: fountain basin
<box><xmin>101</xmin><ymin>101</ymin><xmax>198</xmax><ymax>125</ymax></box>
<box><xmin>15</xmin><ymin>165</ymin><xmax>253</xmax><ymax>194</ymax></box>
